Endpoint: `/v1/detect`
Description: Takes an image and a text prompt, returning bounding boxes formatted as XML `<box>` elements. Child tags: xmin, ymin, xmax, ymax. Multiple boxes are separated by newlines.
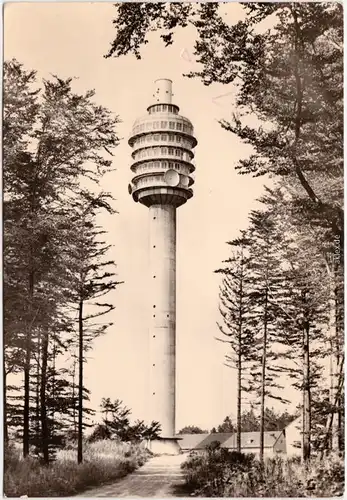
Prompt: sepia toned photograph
<box><xmin>3</xmin><ymin>1</ymin><xmax>344</xmax><ymax>497</ymax></box>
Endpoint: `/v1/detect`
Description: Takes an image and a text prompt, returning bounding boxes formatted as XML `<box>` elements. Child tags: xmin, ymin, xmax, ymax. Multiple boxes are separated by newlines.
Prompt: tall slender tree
<box><xmin>246</xmin><ymin>207</ymin><xmax>289</xmax><ymax>462</ymax></box>
<box><xmin>69</xmin><ymin>192</ymin><xmax>122</xmax><ymax>464</ymax></box>
<box><xmin>215</xmin><ymin>232</ymin><xmax>254</xmax><ymax>452</ymax></box>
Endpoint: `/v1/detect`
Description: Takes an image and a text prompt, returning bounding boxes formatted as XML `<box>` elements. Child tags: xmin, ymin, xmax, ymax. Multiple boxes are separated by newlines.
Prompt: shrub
<box><xmin>182</xmin><ymin>444</ymin><xmax>256</xmax><ymax>497</ymax></box>
<box><xmin>181</xmin><ymin>448</ymin><xmax>345</xmax><ymax>497</ymax></box>
<box><xmin>4</xmin><ymin>439</ymin><xmax>150</xmax><ymax>497</ymax></box>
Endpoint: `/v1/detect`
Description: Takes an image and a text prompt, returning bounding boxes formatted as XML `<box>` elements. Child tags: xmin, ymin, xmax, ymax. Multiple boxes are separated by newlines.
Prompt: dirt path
<box><xmin>76</xmin><ymin>454</ymin><xmax>189</xmax><ymax>498</ymax></box>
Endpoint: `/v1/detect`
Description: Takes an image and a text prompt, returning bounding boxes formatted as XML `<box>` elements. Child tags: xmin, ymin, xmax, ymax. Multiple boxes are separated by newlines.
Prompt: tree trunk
<box><xmin>259</xmin><ymin>328</ymin><xmax>267</xmax><ymax>463</ymax></box>
<box><xmin>36</xmin><ymin>329</ymin><xmax>41</xmax><ymax>445</ymax></box>
<box><xmin>237</xmin><ymin>354</ymin><xmax>241</xmax><ymax>453</ymax></box>
<box><xmin>326</xmin><ymin>261</ymin><xmax>339</xmax><ymax>452</ymax></box>
<box><xmin>78</xmin><ymin>298</ymin><xmax>84</xmax><ymax>464</ymax></box>
<box><xmin>40</xmin><ymin>329</ymin><xmax>50</xmax><ymax>464</ymax></box>
<box><xmin>334</xmin><ymin>263</ymin><xmax>343</xmax><ymax>451</ymax></box>
<box><xmin>237</xmin><ymin>251</ymin><xmax>244</xmax><ymax>454</ymax></box>
<box><xmin>51</xmin><ymin>339</ymin><xmax>56</xmax><ymax>441</ymax></box>
<box><xmin>259</xmin><ymin>287</ymin><xmax>268</xmax><ymax>463</ymax></box>
<box><xmin>320</xmin><ymin>357</ymin><xmax>344</xmax><ymax>459</ymax></box>
<box><xmin>302</xmin><ymin>321</ymin><xmax>311</xmax><ymax>461</ymax></box>
<box><xmin>23</xmin><ymin>269</ymin><xmax>34</xmax><ymax>457</ymax></box>
<box><xmin>4</xmin><ymin>368</ymin><xmax>8</xmax><ymax>444</ymax></box>
<box><xmin>72</xmin><ymin>359</ymin><xmax>77</xmax><ymax>439</ymax></box>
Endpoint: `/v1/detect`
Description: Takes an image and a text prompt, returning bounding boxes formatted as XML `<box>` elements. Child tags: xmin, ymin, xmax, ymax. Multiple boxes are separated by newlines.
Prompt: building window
<box><xmin>162</xmin><ymin>161</ymin><xmax>167</xmax><ymax>168</ymax></box>
<box><xmin>154</xmin><ymin>134</ymin><xmax>159</xmax><ymax>141</ymax></box>
<box><xmin>169</xmin><ymin>162</ymin><xmax>174</xmax><ymax>168</ymax></box>
<box><xmin>161</xmin><ymin>121</ymin><xmax>167</xmax><ymax>128</ymax></box>
<box><xmin>176</xmin><ymin>122</ymin><xmax>182</xmax><ymax>130</ymax></box>
<box><xmin>157</xmin><ymin>105</ymin><xmax>162</xmax><ymax>112</ymax></box>
<box><xmin>169</xmin><ymin>121</ymin><xmax>175</xmax><ymax>129</ymax></box>
<box><xmin>176</xmin><ymin>136</ymin><xmax>181</xmax><ymax>142</ymax></box>
<box><xmin>154</xmin><ymin>161</ymin><xmax>160</xmax><ymax>168</ymax></box>
<box><xmin>168</xmin><ymin>147</ymin><xmax>174</xmax><ymax>155</ymax></box>
<box><xmin>161</xmin><ymin>147</ymin><xmax>167</xmax><ymax>154</ymax></box>
<box><xmin>162</xmin><ymin>134</ymin><xmax>167</xmax><ymax>141</ymax></box>
<box><xmin>153</xmin><ymin>121</ymin><xmax>159</xmax><ymax>128</ymax></box>
<box><xmin>162</xmin><ymin>105</ymin><xmax>167</xmax><ymax>111</ymax></box>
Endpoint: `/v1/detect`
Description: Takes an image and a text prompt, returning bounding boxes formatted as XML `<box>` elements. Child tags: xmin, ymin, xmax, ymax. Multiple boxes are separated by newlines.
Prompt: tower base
<box><xmin>147</xmin><ymin>437</ymin><xmax>181</xmax><ymax>455</ymax></box>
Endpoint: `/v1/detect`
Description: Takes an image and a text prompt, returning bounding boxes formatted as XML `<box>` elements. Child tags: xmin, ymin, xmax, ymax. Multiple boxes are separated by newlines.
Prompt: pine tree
<box><xmin>246</xmin><ymin>207</ymin><xmax>288</xmax><ymax>462</ymax></box>
<box><xmin>215</xmin><ymin>232</ymin><xmax>254</xmax><ymax>452</ymax></box>
<box><xmin>90</xmin><ymin>398</ymin><xmax>160</xmax><ymax>443</ymax></box>
<box><xmin>68</xmin><ymin>193</ymin><xmax>122</xmax><ymax>464</ymax></box>
<box><xmin>216</xmin><ymin>416</ymin><xmax>235</xmax><ymax>434</ymax></box>
<box><xmin>240</xmin><ymin>408</ymin><xmax>259</xmax><ymax>432</ymax></box>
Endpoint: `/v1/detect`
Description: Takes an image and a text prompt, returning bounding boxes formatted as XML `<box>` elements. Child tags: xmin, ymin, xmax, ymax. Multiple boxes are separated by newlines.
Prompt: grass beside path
<box><xmin>4</xmin><ymin>440</ymin><xmax>150</xmax><ymax>497</ymax></box>
<box><xmin>181</xmin><ymin>447</ymin><xmax>344</xmax><ymax>497</ymax></box>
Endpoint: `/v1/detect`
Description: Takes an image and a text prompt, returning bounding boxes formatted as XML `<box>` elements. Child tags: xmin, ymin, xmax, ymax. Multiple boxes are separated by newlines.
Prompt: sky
<box><xmin>4</xmin><ymin>2</ymin><xmax>298</xmax><ymax>431</ymax></box>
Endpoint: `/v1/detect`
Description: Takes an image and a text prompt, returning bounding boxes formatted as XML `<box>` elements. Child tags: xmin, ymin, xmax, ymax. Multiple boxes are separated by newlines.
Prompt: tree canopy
<box><xmin>106</xmin><ymin>3</ymin><xmax>343</xmax><ymax>246</ymax></box>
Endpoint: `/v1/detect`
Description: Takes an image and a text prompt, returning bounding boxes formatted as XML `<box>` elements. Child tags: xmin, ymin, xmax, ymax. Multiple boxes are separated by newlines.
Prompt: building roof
<box><xmin>177</xmin><ymin>433</ymin><xmax>209</xmax><ymax>450</ymax></box>
<box><xmin>178</xmin><ymin>431</ymin><xmax>283</xmax><ymax>451</ymax></box>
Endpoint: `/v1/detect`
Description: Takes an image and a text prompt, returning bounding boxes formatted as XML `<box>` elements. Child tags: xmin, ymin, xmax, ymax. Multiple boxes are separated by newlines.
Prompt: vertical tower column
<box><xmin>129</xmin><ymin>78</ymin><xmax>197</xmax><ymax>454</ymax></box>
<box><xmin>149</xmin><ymin>204</ymin><xmax>176</xmax><ymax>439</ymax></box>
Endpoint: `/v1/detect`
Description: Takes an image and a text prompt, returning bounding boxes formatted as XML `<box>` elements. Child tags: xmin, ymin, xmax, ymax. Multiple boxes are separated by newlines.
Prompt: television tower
<box><xmin>128</xmin><ymin>79</ymin><xmax>197</xmax><ymax>453</ymax></box>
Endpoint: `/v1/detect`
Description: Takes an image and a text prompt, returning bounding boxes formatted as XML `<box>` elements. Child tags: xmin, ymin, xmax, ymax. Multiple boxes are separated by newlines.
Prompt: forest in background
<box><xmin>178</xmin><ymin>408</ymin><xmax>296</xmax><ymax>435</ymax></box>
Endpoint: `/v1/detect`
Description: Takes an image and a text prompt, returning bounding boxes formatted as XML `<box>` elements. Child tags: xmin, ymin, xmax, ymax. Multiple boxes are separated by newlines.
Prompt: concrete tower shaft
<box><xmin>149</xmin><ymin>205</ymin><xmax>176</xmax><ymax>437</ymax></box>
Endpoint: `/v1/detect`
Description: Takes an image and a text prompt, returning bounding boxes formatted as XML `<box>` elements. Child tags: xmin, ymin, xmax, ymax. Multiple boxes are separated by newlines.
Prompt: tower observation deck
<box><xmin>128</xmin><ymin>79</ymin><xmax>197</xmax><ymax>454</ymax></box>
<box><xmin>128</xmin><ymin>79</ymin><xmax>197</xmax><ymax>207</ymax></box>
